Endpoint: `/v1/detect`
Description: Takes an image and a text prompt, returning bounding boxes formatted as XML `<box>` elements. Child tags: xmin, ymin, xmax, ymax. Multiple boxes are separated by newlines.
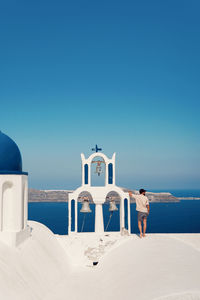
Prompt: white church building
<box><xmin>0</xmin><ymin>131</ymin><xmax>30</xmax><ymax>247</ymax></box>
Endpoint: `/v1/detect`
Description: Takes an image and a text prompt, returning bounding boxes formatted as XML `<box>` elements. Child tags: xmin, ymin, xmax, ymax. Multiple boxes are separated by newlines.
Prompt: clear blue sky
<box><xmin>0</xmin><ymin>0</ymin><xmax>199</xmax><ymax>190</ymax></box>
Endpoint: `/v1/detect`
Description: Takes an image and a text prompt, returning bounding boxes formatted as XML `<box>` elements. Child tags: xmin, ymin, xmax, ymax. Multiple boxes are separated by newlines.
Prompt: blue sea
<box><xmin>28</xmin><ymin>190</ymin><xmax>200</xmax><ymax>235</ymax></box>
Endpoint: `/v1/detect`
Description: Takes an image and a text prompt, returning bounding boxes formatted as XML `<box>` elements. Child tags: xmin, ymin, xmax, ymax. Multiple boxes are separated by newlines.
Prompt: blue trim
<box><xmin>71</xmin><ymin>200</ymin><xmax>75</xmax><ymax>232</ymax></box>
<box><xmin>124</xmin><ymin>198</ymin><xmax>128</xmax><ymax>230</ymax></box>
<box><xmin>84</xmin><ymin>164</ymin><xmax>88</xmax><ymax>184</ymax></box>
<box><xmin>108</xmin><ymin>163</ymin><xmax>113</xmax><ymax>184</ymax></box>
<box><xmin>0</xmin><ymin>171</ymin><xmax>28</xmax><ymax>175</ymax></box>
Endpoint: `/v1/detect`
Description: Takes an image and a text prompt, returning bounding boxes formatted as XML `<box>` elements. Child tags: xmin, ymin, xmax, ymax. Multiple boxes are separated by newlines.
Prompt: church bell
<box><xmin>109</xmin><ymin>200</ymin><xmax>118</xmax><ymax>212</ymax></box>
<box><xmin>80</xmin><ymin>199</ymin><xmax>92</xmax><ymax>213</ymax></box>
<box><xmin>95</xmin><ymin>165</ymin><xmax>102</xmax><ymax>176</ymax></box>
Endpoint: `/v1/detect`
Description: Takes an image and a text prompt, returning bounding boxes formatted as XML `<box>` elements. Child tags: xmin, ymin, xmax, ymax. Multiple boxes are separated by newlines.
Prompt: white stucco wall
<box><xmin>0</xmin><ymin>174</ymin><xmax>30</xmax><ymax>246</ymax></box>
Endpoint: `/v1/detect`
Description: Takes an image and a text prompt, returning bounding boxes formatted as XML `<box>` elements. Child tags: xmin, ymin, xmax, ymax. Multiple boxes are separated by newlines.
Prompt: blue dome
<box><xmin>0</xmin><ymin>132</ymin><xmax>28</xmax><ymax>175</ymax></box>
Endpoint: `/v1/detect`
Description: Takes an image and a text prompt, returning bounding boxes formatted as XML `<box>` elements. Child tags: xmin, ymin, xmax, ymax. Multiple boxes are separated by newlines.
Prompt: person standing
<box><xmin>129</xmin><ymin>189</ymin><xmax>150</xmax><ymax>238</ymax></box>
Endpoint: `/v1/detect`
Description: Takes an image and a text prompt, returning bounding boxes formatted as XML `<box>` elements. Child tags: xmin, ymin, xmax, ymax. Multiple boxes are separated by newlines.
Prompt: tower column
<box><xmin>95</xmin><ymin>203</ymin><xmax>104</xmax><ymax>234</ymax></box>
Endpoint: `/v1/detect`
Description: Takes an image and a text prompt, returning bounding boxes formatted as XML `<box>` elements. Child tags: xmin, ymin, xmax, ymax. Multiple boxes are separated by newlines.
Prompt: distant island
<box><xmin>28</xmin><ymin>188</ymin><xmax>180</xmax><ymax>203</ymax></box>
<box><xmin>121</xmin><ymin>188</ymin><xmax>179</xmax><ymax>202</ymax></box>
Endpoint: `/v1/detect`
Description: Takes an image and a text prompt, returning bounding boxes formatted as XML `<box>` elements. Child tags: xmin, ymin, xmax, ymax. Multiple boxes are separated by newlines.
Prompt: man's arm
<box><xmin>146</xmin><ymin>204</ymin><xmax>150</xmax><ymax>214</ymax></box>
<box><xmin>128</xmin><ymin>191</ymin><xmax>132</xmax><ymax>197</ymax></box>
<box><xmin>128</xmin><ymin>191</ymin><xmax>136</xmax><ymax>198</ymax></box>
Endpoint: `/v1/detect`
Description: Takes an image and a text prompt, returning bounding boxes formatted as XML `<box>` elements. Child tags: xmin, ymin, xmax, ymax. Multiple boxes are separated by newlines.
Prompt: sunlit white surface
<box><xmin>0</xmin><ymin>220</ymin><xmax>200</xmax><ymax>300</ymax></box>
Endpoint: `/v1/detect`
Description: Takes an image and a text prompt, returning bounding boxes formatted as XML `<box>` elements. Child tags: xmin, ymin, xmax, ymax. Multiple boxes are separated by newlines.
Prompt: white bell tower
<box><xmin>68</xmin><ymin>146</ymin><xmax>131</xmax><ymax>235</ymax></box>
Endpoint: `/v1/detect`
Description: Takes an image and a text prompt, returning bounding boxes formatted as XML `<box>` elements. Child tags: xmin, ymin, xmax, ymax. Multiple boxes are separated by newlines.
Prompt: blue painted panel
<box><xmin>71</xmin><ymin>200</ymin><xmax>75</xmax><ymax>232</ymax></box>
<box><xmin>84</xmin><ymin>164</ymin><xmax>88</xmax><ymax>184</ymax></box>
<box><xmin>124</xmin><ymin>198</ymin><xmax>128</xmax><ymax>230</ymax></box>
<box><xmin>108</xmin><ymin>163</ymin><xmax>113</xmax><ymax>184</ymax></box>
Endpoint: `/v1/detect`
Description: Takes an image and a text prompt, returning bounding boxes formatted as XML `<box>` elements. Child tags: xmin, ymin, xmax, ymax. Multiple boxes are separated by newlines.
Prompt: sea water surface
<box><xmin>28</xmin><ymin>190</ymin><xmax>200</xmax><ymax>235</ymax></box>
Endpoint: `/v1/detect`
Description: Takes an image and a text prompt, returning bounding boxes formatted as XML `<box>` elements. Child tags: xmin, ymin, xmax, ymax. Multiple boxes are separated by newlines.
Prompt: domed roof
<box><xmin>0</xmin><ymin>131</ymin><xmax>28</xmax><ymax>175</ymax></box>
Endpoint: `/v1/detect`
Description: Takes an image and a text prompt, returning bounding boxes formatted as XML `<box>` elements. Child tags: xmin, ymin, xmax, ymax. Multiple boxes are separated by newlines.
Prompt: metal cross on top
<box><xmin>91</xmin><ymin>145</ymin><xmax>102</xmax><ymax>153</ymax></box>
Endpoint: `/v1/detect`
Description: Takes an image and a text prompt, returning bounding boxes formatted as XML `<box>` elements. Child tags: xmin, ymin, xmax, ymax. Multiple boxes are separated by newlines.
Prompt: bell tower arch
<box><xmin>81</xmin><ymin>152</ymin><xmax>116</xmax><ymax>187</ymax></box>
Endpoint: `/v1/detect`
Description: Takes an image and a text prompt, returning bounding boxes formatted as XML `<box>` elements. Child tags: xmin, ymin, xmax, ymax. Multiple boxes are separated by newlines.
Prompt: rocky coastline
<box><xmin>28</xmin><ymin>188</ymin><xmax>180</xmax><ymax>203</ymax></box>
